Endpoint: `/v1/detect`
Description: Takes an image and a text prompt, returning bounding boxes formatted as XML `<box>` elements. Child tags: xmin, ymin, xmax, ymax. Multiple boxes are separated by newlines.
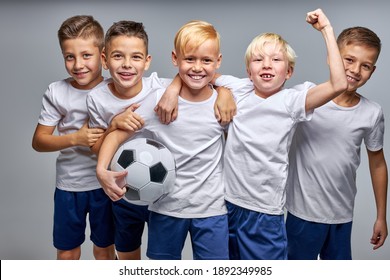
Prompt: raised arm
<box><xmin>305</xmin><ymin>8</ymin><xmax>348</xmax><ymax>112</ymax></box>
<box><xmin>367</xmin><ymin>148</ymin><xmax>388</xmax><ymax>250</ymax></box>
<box><xmin>96</xmin><ymin>129</ymin><xmax>135</xmax><ymax>201</ymax></box>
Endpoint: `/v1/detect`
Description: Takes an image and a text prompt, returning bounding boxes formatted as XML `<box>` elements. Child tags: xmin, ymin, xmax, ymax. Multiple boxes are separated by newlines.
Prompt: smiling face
<box><xmin>61</xmin><ymin>37</ymin><xmax>103</xmax><ymax>90</ymax></box>
<box><xmin>247</xmin><ymin>42</ymin><xmax>293</xmax><ymax>98</ymax></box>
<box><xmin>340</xmin><ymin>43</ymin><xmax>377</xmax><ymax>94</ymax></box>
<box><xmin>173</xmin><ymin>38</ymin><xmax>222</xmax><ymax>101</ymax></box>
<box><xmin>102</xmin><ymin>35</ymin><xmax>151</xmax><ymax>98</ymax></box>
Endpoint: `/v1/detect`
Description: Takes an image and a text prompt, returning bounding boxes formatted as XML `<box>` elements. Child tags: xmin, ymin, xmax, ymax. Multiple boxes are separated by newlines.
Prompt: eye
<box><xmin>344</xmin><ymin>58</ymin><xmax>353</xmax><ymax>63</ymax></box>
<box><xmin>203</xmin><ymin>58</ymin><xmax>213</xmax><ymax>63</ymax></box>
<box><xmin>132</xmin><ymin>55</ymin><xmax>143</xmax><ymax>60</ymax></box>
<box><xmin>185</xmin><ymin>57</ymin><xmax>194</xmax><ymax>62</ymax></box>
<box><xmin>112</xmin><ymin>53</ymin><xmax>123</xmax><ymax>59</ymax></box>
<box><xmin>64</xmin><ymin>55</ymin><xmax>74</xmax><ymax>61</ymax></box>
<box><xmin>362</xmin><ymin>64</ymin><xmax>372</xmax><ymax>71</ymax></box>
<box><xmin>83</xmin><ymin>53</ymin><xmax>92</xmax><ymax>59</ymax></box>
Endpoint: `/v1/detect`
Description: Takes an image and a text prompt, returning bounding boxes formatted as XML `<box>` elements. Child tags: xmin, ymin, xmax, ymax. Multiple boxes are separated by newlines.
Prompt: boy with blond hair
<box><xmin>286</xmin><ymin>26</ymin><xmax>388</xmax><ymax>260</ymax></box>
<box><xmin>96</xmin><ymin>20</ymin><xmax>228</xmax><ymax>260</ymax></box>
<box><xmin>210</xmin><ymin>9</ymin><xmax>347</xmax><ymax>259</ymax></box>
<box><xmin>32</xmin><ymin>15</ymin><xmax>115</xmax><ymax>260</ymax></box>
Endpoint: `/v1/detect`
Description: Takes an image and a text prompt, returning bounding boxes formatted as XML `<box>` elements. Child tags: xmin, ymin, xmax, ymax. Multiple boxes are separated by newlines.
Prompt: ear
<box><xmin>144</xmin><ymin>54</ymin><xmax>152</xmax><ymax>71</ymax></box>
<box><xmin>285</xmin><ymin>66</ymin><xmax>294</xmax><ymax>81</ymax></box>
<box><xmin>370</xmin><ymin>65</ymin><xmax>376</xmax><ymax>76</ymax></box>
<box><xmin>101</xmin><ymin>48</ymin><xmax>109</xmax><ymax>70</ymax></box>
<box><xmin>215</xmin><ymin>53</ymin><xmax>222</xmax><ymax>69</ymax></box>
<box><xmin>246</xmin><ymin>67</ymin><xmax>253</xmax><ymax>81</ymax></box>
<box><xmin>172</xmin><ymin>50</ymin><xmax>178</xmax><ymax>67</ymax></box>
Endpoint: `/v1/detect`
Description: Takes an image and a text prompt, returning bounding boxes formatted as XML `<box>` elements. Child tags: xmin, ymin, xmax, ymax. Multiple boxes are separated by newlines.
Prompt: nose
<box><xmin>262</xmin><ymin>57</ymin><xmax>272</xmax><ymax>68</ymax></box>
<box><xmin>349</xmin><ymin>62</ymin><xmax>360</xmax><ymax>75</ymax></box>
<box><xmin>74</xmin><ymin>58</ymin><xmax>84</xmax><ymax>70</ymax></box>
<box><xmin>122</xmin><ymin>58</ymin><xmax>132</xmax><ymax>68</ymax></box>
<box><xmin>192</xmin><ymin>60</ymin><xmax>203</xmax><ymax>72</ymax></box>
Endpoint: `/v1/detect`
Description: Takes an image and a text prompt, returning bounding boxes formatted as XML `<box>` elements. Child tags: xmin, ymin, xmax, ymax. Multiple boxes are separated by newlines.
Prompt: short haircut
<box><xmin>174</xmin><ymin>20</ymin><xmax>220</xmax><ymax>56</ymax></box>
<box><xmin>58</xmin><ymin>15</ymin><xmax>104</xmax><ymax>51</ymax></box>
<box><xmin>244</xmin><ymin>33</ymin><xmax>296</xmax><ymax>70</ymax></box>
<box><xmin>104</xmin><ymin>20</ymin><xmax>149</xmax><ymax>54</ymax></box>
<box><xmin>337</xmin><ymin>26</ymin><xmax>381</xmax><ymax>63</ymax></box>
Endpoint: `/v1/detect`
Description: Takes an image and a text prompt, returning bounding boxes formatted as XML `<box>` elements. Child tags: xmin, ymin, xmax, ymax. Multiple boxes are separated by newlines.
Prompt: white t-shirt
<box><xmin>38</xmin><ymin>78</ymin><xmax>108</xmax><ymax>192</ymax></box>
<box><xmin>215</xmin><ymin>75</ymin><xmax>314</xmax><ymax>215</ymax></box>
<box><xmin>286</xmin><ymin>95</ymin><xmax>384</xmax><ymax>223</ymax></box>
<box><xmin>134</xmin><ymin>87</ymin><xmax>227</xmax><ymax>219</ymax></box>
<box><xmin>86</xmin><ymin>72</ymin><xmax>166</xmax><ymax>205</ymax></box>
<box><xmin>87</xmin><ymin>72</ymin><xmax>167</xmax><ymax>130</ymax></box>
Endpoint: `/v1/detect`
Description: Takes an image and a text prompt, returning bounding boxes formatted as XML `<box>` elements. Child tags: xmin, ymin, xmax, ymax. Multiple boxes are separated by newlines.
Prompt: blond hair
<box><xmin>174</xmin><ymin>20</ymin><xmax>220</xmax><ymax>56</ymax></box>
<box><xmin>245</xmin><ymin>33</ymin><xmax>296</xmax><ymax>70</ymax></box>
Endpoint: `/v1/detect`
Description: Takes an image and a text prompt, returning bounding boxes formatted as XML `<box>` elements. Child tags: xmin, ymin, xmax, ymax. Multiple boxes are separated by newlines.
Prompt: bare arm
<box><xmin>90</xmin><ymin>104</ymin><xmax>144</xmax><ymax>154</ymax></box>
<box><xmin>367</xmin><ymin>148</ymin><xmax>388</xmax><ymax>250</ymax></box>
<box><xmin>96</xmin><ymin>129</ymin><xmax>135</xmax><ymax>201</ymax></box>
<box><xmin>305</xmin><ymin>9</ymin><xmax>348</xmax><ymax>112</ymax></box>
<box><xmin>154</xmin><ymin>74</ymin><xmax>182</xmax><ymax>124</ymax></box>
<box><xmin>32</xmin><ymin>121</ymin><xmax>104</xmax><ymax>152</ymax></box>
<box><xmin>214</xmin><ymin>86</ymin><xmax>236</xmax><ymax>126</ymax></box>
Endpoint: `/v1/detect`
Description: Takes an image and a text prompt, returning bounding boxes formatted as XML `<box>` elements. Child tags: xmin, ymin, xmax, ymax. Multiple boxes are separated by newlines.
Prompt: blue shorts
<box><xmin>147</xmin><ymin>212</ymin><xmax>229</xmax><ymax>260</ymax></box>
<box><xmin>227</xmin><ymin>201</ymin><xmax>287</xmax><ymax>260</ymax></box>
<box><xmin>53</xmin><ymin>188</ymin><xmax>115</xmax><ymax>251</ymax></box>
<box><xmin>286</xmin><ymin>212</ymin><xmax>352</xmax><ymax>260</ymax></box>
<box><xmin>112</xmin><ymin>199</ymin><xmax>150</xmax><ymax>252</ymax></box>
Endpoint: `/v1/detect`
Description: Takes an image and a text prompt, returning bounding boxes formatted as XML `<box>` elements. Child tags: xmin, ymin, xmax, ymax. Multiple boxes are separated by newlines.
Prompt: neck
<box><xmin>333</xmin><ymin>91</ymin><xmax>360</xmax><ymax>107</ymax></box>
<box><xmin>109</xmin><ymin>81</ymin><xmax>143</xmax><ymax>99</ymax></box>
<box><xmin>179</xmin><ymin>84</ymin><xmax>213</xmax><ymax>102</ymax></box>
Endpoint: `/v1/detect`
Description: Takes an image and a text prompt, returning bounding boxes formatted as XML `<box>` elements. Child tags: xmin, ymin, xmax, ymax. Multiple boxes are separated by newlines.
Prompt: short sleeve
<box><xmin>86</xmin><ymin>92</ymin><xmax>109</xmax><ymax>129</ymax></box>
<box><xmin>38</xmin><ymin>85</ymin><xmax>62</xmax><ymax>127</ymax></box>
<box><xmin>365</xmin><ymin>108</ymin><xmax>385</xmax><ymax>151</ymax></box>
<box><xmin>285</xmin><ymin>81</ymin><xmax>316</xmax><ymax>122</ymax></box>
<box><xmin>214</xmin><ymin>75</ymin><xmax>253</xmax><ymax>100</ymax></box>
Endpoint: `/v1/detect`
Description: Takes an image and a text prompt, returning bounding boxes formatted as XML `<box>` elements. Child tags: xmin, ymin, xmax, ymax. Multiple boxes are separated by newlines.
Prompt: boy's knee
<box><xmin>93</xmin><ymin>244</ymin><xmax>116</xmax><ymax>260</ymax></box>
<box><xmin>57</xmin><ymin>247</ymin><xmax>81</xmax><ymax>260</ymax></box>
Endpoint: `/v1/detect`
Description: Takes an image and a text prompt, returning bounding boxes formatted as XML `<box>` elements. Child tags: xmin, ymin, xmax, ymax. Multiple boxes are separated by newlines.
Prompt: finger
<box><xmin>214</xmin><ymin>109</ymin><xmax>221</xmax><ymax>122</ymax></box>
<box><xmin>164</xmin><ymin>111</ymin><xmax>172</xmax><ymax>124</ymax></box>
<box><xmin>171</xmin><ymin>107</ymin><xmax>178</xmax><ymax>122</ymax></box>
<box><xmin>128</xmin><ymin>103</ymin><xmax>140</xmax><ymax>111</ymax></box>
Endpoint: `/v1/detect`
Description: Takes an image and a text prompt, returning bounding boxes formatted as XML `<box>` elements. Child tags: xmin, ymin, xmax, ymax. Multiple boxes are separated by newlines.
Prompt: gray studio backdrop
<box><xmin>1</xmin><ymin>0</ymin><xmax>389</xmax><ymax>260</ymax></box>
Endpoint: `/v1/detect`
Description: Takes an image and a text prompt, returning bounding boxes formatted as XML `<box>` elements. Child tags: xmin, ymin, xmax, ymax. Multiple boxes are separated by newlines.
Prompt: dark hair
<box><xmin>58</xmin><ymin>15</ymin><xmax>104</xmax><ymax>51</ymax></box>
<box><xmin>105</xmin><ymin>21</ymin><xmax>149</xmax><ymax>54</ymax></box>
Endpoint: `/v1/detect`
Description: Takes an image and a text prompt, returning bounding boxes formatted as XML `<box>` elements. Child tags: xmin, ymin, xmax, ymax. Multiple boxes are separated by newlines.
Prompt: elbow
<box><xmin>32</xmin><ymin>141</ymin><xmax>42</xmax><ymax>152</ymax></box>
<box><xmin>334</xmin><ymin>78</ymin><xmax>348</xmax><ymax>95</ymax></box>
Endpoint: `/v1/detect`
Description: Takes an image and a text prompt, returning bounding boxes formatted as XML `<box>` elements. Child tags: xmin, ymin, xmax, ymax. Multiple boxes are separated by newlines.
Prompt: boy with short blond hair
<box><xmin>32</xmin><ymin>15</ymin><xmax>115</xmax><ymax>260</ymax></box>
<box><xmin>211</xmin><ymin>8</ymin><xmax>347</xmax><ymax>259</ymax></box>
<box><xmin>96</xmin><ymin>20</ymin><xmax>229</xmax><ymax>260</ymax></box>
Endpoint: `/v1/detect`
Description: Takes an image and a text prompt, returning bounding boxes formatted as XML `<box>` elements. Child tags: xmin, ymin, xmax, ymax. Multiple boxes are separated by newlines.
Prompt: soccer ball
<box><xmin>110</xmin><ymin>138</ymin><xmax>176</xmax><ymax>204</ymax></box>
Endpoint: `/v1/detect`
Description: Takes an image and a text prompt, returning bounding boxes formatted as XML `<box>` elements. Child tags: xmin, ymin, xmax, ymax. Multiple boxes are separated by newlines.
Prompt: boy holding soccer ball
<box><xmin>97</xmin><ymin>20</ymin><xmax>229</xmax><ymax>260</ymax></box>
<box><xmin>86</xmin><ymin>20</ymin><xmax>175</xmax><ymax>260</ymax></box>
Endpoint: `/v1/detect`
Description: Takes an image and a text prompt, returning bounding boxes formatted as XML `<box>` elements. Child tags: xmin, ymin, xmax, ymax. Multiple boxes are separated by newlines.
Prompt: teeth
<box><xmin>190</xmin><ymin>75</ymin><xmax>203</xmax><ymax>80</ymax></box>
<box><xmin>261</xmin><ymin>74</ymin><xmax>273</xmax><ymax>78</ymax></box>
<box><xmin>347</xmin><ymin>75</ymin><xmax>357</xmax><ymax>81</ymax></box>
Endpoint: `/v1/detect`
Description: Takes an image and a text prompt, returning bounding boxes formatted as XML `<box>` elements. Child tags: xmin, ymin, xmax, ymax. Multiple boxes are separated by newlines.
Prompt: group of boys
<box><xmin>32</xmin><ymin>8</ymin><xmax>388</xmax><ymax>260</ymax></box>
